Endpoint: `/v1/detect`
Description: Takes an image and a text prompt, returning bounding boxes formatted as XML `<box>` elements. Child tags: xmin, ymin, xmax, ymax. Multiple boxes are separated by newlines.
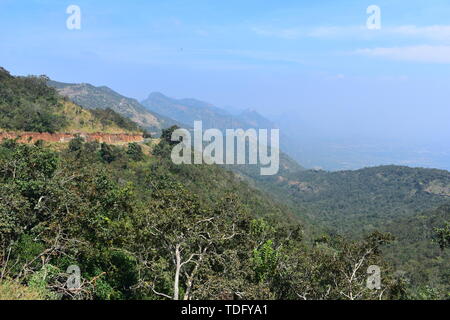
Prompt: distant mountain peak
<box><xmin>238</xmin><ymin>109</ymin><xmax>276</xmax><ymax>129</ymax></box>
<box><xmin>147</xmin><ymin>91</ymin><xmax>169</xmax><ymax>99</ymax></box>
<box><xmin>241</xmin><ymin>108</ymin><xmax>258</xmax><ymax>114</ymax></box>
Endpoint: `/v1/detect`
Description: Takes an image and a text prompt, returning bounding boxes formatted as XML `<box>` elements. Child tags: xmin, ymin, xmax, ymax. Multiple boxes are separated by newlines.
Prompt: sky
<box><xmin>1</xmin><ymin>0</ymin><xmax>450</xmax><ymax>168</ymax></box>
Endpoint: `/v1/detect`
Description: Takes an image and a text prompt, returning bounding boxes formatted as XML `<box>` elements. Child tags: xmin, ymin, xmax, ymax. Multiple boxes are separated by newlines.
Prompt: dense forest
<box><xmin>232</xmin><ymin>161</ymin><xmax>450</xmax><ymax>297</ymax></box>
<box><xmin>235</xmin><ymin>164</ymin><xmax>450</xmax><ymax>232</ymax></box>
<box><xmin>0</xmin><ymin>135</ymin><xmax>410</xmax><ymax>300</ymax></box>
<box><xmin>382</xmin><ymin>204</ymin><xmax>450</xmax><ymax>296</ymax></box>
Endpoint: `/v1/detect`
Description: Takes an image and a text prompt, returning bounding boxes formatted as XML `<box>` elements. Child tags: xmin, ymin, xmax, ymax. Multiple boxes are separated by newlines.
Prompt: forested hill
<box><xmin>0</xmin><ymin>127</ymin><xmax>417</xmax><ymax>300</ymax></box>
<box><xmin>0</xmin><ymin>67</ymin><xmax>144</xmax><ymax>135</ymax></box>
<box><xmin>240</xmin><ymin>164</ymin><xmax>450</xmax><ymax>233</ymax></box>
<box><xmin>236</xmin><ymin>163</ymin><xmax>450</xmax><ymax>296</ymax></box>
<box><xmin>382</xmin><ymin>204</ymin><xmax>450</xmax><ymax>295</ymax></box>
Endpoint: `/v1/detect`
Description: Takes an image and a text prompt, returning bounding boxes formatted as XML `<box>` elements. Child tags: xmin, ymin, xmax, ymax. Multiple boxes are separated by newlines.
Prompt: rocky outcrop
<box><xmin>0</xmin><ymin>132</ymin><xmax>144</xmax><ymax>144</ymax></box>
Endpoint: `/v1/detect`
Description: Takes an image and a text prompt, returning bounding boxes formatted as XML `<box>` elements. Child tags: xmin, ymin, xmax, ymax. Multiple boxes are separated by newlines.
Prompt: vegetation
<box><xmin>234</xmin><ymin>164</ymin><xmax>450</xmax><ymax>297</ymax></box>
<box><xmin>381</xmin><ymin>204</ymin><xmax>450</xmax><ymax>298</ymax></box>
<box><xmin>0</xmin><ymin>68</ymin><xmax>145</xmax><ymax>135</ymax></box>
<box><xmin>0</xmin><ymin>138</ymin><xmax>410</xmax><ymax>300</ymax></box>
<box><xmin>238</xmin><ymin>165</ymin><xmax>450</xmax><ymax>232</ymax></box>
<box><xmin>0</xmin><ymin>69</ymin><xmax>67</xmax><ymax>133</ymax></box>
<box><xmin>89</xmin><ymin>108</ymin><xmax>143</xmax><ymax>133</ymax></box>
<box><xmin>0</xmin><ymin>280</ymin><xmax>45</xmax><ymax>300</ymax></box>
<box><xmin>434</xmin><ymin>219</ymin><xmax>450</xmax><ymax>250</ymax></box>
<box><xmin>1</xmin><ymin>67</ymin><xmax>448</xmax><ymax>300</ymax></box>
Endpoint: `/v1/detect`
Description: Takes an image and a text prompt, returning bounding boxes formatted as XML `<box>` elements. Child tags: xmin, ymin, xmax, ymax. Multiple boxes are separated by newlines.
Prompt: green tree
<box><xmin>434</xmin><ymin>221</ymin><xmax>450</xmax><ymax>250</ymax></box>
<box><xmin>100</xmin><ymin>143</ymin><xmax>116</xmax><ymax>163</ymax></box>
<box><xmin>126</xmin><ymin>143</ymin><xmax>144</xmax><ymax>161</ymax></box>
<box><xmin>68</xmin><ymin>136</ymin><xmax>85</xmax><ymax>153</ymax></box>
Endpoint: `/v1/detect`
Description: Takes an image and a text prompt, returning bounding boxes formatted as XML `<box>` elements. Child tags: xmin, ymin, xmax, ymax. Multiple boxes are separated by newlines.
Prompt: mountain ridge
<box><xmin>48</xmin><ymin>81</ymin><xmax>182</xmax><ymax>135</ymax></box>
<box><xmin>140</xmin><ymin>92</ymin><xmax>312</xmax><ymax>168</ymax></box>
<box><xmin>141</xmin><ymin>91</ymin><xmax>275</xmax><ymax>130</ymax></box>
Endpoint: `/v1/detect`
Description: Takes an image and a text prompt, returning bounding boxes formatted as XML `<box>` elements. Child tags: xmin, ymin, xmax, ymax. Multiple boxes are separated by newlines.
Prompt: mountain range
<box><xmin>140</xmin><ymin>92</ymin><xmax>308</xmax><ymax>165</ymax></box>
<box><xmin>141</xmin><ymin>92</ymin><xmax>275</xmax><ymax>131</ymax></box>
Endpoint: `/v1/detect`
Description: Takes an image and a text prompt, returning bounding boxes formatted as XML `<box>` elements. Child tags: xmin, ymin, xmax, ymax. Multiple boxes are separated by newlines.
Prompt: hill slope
<box><xmin>48</xmin><ymin>81</ymin><xmax>180</xmax><ymax>135</ymax></box>
<box><xmin>242</xmin><ymin>165</ymin><xmax>450</xmax><ymax>233</ymax></box>
<box><xmin>382</xmin><ymin>204</ymin><xmax>450</xmax><ymax>295</ymax></box>
<box><xmin>142</xmin><ymin>92</ymin><xmax>251</xmax><ymax>130</ymax></box>
<box><xmin>0</xmin><ymin>132</ymin><xmax>410</xmax><ymax>300</ymax></box>
<box><xmin>0</xmin><ymin>68</ymin><xmax>143</xmax><ymax>136</ymax></box>
<box><xmin>237</xmin><ymin>162</ymin><xmax>450</xmax><ymax>294</ymax></box>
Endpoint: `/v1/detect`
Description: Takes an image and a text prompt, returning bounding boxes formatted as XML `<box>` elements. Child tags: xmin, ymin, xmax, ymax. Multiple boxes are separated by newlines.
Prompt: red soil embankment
<box><xmin>0</xmin><ymin>132</ymin><xmax>144</xmax><ymax>144</ymax></box>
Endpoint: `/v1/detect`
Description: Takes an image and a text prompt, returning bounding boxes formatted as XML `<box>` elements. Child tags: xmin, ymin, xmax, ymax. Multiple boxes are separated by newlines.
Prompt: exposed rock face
<box><xmin>0</xmin><ymin>132</ymin><xmax>144</xmax><ymax>144</ymax></box>
<box><xmin>425</xmin><ymin>180</ymin><xmax>450</xmax><ymax>197</ymax></box>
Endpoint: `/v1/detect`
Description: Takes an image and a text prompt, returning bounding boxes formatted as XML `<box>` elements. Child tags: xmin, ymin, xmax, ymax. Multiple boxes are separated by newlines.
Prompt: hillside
<box><xmin>141</xmin><ymin>92</ymin><xmax>285</xmax><ymax>133</ymax></box>
<box><xmin>47</xmin><ymin>75</ymin><xmax>450</xmax><ymax>296</ymax></box>
<box><xmin>141</xmin><ymin>92</ymin><xmax>306</xmax><ymax>177</ymax></box>
<box><xmin>142</xmin><ymin>92</ymin><xmax>251</xmax><ymax>130</ymax></box>
<box><xmin>235</xmin><ymin>164</ymin><xmax>450</xmax><ymax>295</ymax></box>
<box><xmin>48</xmin><ymin>81</ymin><xmax>180</xmax><ymax>135</ymax></box>
<box><xmin>0</xmin><ymin>68</ymin><xmax>144</xmax><ymax>137</ymax></box>
<box><xmin>243</xmin><ymin>165</ymin><xmax>450</xmax><ymax>233</ymax></box>
<box><xmin>0</xmin><ymin>129</ymin><xmax>410</xmax><ymax>300</ymax></box>
<box><xmin>382</xmin><ymin>204</ymin><xmax>450</xmax><ymax>295</ymax></box>
<box><xmin>141</xmin><ymin>92</ymin><xmax>312</xmax><ymax>169</ymax></box>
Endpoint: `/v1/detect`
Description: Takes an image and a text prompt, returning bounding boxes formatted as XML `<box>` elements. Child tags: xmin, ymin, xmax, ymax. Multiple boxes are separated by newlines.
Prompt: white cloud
<box><xmin>306</xmin><ymin>26</ymin><xmax>365</xmax><ymax>38</ymax></box>
<box><xmin>354</xmin><ymin>45</ymin><xmax>450</xmax><ymax>64</ymax></box>
<box><xmin>251</xmin><ymin>25</ymin><xmax>363</xmax><ymax>39</ymax></box>
<box><xmin>389</xmin><ymin>25</ymin><xmax>450</xmax><ymax>41</ymax></box>
<box><xmin>251</xmin><ymin>26</ymin><xmax>303</xmax><ymax>39</ymax></box>
<box><xmin>251</xmin><ymin>24</ymin><xmax>450</xmax><ymax>42</ymax></box>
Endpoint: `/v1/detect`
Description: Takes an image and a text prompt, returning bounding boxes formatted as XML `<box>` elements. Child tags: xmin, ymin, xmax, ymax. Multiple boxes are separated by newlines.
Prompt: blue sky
<box><xmin>1</xmin><ymin>0</ymin><xmax>450</xmax><ymax>167</ymax></box>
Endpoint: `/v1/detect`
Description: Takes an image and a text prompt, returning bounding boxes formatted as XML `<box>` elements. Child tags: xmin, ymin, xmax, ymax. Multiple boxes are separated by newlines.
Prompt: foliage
<box><xmin>434</xmin><ymin>220</ymin><xmax>450</xmax><ymax>250</ymax></box>
<box><xmin>0</xmin><ymin>68</ymin><xmax>146</xmax><ymax>134</ymax></box>
<box><xmin>0</xmin><ymin>139</ymin><xmax>407</xmax><ymax>300</ymax></box>
<box><xmin>152</xmin><ymin>125</ymin><xmax>181</xmax><ymax>157</ymax></box>
<box><xmin>126</xmin><ymin>143</ymin><xmax>144</xmax><ymax>162</ymax></box>
<box><xmin>236</xmin><ymin>162</ymin><xmax>450</xmax><ymax>297</ymax></box>
<box><xmin>0</xmin><ymin>71</ymin><xmax>67</xmax><ymax>133</ymax></box>
<box><xmin>90</xmin><ymin>108</ymin><xmax>142</xmax><ymax>132</ymax></box>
